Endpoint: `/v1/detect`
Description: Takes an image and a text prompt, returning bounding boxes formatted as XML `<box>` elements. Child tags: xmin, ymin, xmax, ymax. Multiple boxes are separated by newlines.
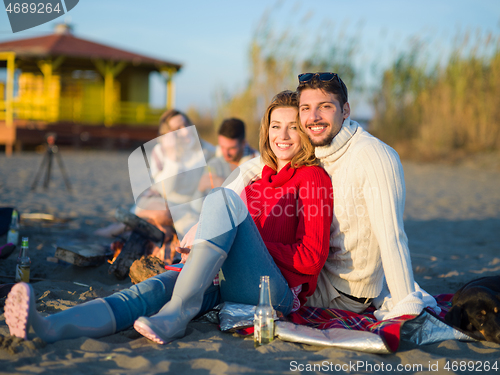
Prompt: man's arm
<box><xmin>359</xmin><ymin>143</ymin><xmax>415</xmax><ymax>307</ymax></box>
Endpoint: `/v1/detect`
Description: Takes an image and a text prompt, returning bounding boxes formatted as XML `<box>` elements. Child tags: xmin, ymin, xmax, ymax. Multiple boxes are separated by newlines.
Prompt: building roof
<box><xmin>0</xmin><ymin>28</ymin><xmax>182</xmax><ymax>71</ymax></box>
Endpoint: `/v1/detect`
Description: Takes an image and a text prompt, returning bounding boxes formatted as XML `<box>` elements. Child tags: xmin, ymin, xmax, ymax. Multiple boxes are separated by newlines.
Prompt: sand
<box><xmin>1</xmin><ymin>150</ymin><xmax>499</xmax><ymax>374</ymax></box>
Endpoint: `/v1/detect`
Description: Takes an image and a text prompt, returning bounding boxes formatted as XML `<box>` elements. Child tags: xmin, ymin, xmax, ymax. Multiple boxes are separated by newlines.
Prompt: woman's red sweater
<box><xmin>244</xmin><ymin>163</ymin><xmax>333</xmax><ymax>305</ymax></box>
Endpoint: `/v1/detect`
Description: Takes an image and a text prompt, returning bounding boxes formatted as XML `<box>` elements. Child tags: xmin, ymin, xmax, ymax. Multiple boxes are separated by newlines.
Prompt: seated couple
<box><xmin>5</xmin><ymin>73</ymin><xmax>437</xmax><ymax>345</ymax></box>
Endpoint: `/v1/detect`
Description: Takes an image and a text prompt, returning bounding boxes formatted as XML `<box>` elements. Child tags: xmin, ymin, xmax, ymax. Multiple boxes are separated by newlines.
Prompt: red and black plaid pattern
<box><xmin>284</xmin><ymin>294</ymin><xmax>453</xmax><ymax>352</ymax></box>
<box><xmin>234</xmin><ymin>294</ymin><xmax>454</xmax><ymax>353</ymax></box>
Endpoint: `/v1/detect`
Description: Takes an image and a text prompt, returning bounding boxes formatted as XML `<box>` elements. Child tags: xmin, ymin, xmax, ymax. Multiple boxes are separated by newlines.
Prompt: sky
<box><xmin>1</xmin><ymin>0</ymin><xmax>499</xmax><ymax>118</ymax></box>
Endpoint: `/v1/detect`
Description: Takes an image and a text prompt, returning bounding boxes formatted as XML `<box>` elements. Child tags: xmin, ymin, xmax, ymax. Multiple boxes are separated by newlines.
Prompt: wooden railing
<box><xmin>116</xmin><ymin>102</ymin><xmax>166</xmax><ymax>125</ymax></box>
<box><xmin>0</xmin><ymin>99</ymin><xmax>165</xmax><ymax>126</ymax></box>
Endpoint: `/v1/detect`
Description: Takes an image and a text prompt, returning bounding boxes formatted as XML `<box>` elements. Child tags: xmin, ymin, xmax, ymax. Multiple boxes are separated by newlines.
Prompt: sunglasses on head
<box><xmin>298</xmin><ymin>72</ymin><xmax>348</xmax><ymax>101</ymax></box>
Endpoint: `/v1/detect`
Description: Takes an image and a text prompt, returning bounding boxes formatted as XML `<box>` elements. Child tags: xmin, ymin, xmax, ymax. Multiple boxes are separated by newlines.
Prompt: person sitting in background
<box><xmin>95</xmin><ymin>109</ymin><xmax>215</xmax><ymax>261</ymax></box>
<box><xmin>197</xmin><ymin>118</ymin><xmax>258</xmax><ymax>194</ymax></box>
<box><xmin>140</xmin><ymin>109</ymin><xmax>215</xmax><ymax>237</ymax></box>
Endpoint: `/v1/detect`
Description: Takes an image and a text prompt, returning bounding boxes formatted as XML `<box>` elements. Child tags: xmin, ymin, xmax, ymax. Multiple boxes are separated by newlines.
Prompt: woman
<box><xmin>95</xmin><ymin>109</ymin><xmax>215</xmax><ymax>247</ymax></box>
<box><xmin>5</xmin><ymin>91</ymin><xmax>333</xmax><ymax>345</ymax></box>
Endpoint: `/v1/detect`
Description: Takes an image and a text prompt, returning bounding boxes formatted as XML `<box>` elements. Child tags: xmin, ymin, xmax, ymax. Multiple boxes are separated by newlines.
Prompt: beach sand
<box><xmin>1</xmin><ymin>150</ymin><xmax>499</xmax><ymax>374</ymax></box>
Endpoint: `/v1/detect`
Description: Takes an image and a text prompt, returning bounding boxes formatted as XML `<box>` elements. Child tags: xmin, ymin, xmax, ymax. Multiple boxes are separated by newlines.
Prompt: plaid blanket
<box><xmin>235</xmin><ymin>294</ymin><xmax>454</xmax><ymax>353</ymax></box>
<box><xmin>283</xmin><ymin>294</ymin><xmax>454</xmax><ymax>352</ymax></box>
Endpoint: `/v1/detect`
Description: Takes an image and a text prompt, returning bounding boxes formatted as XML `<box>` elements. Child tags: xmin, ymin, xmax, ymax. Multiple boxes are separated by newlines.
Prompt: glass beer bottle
<box><xmin>15</xmin><ymin>237</ymin><xmax>31</xmax><ymax>283</ymax></box>
<box><xmin>254</xmin><ymin>275</ymin><xmax>275</xmax><ymax>347</ymax></box>
<box><xmin>7</xmin><ymin>209</ymin><xmax>19</xmax><ymax>247</ymax></box>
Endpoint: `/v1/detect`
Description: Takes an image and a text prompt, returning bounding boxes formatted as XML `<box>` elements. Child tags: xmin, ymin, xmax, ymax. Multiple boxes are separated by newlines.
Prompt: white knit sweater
<box><xmin>225</xmin><ymin>119</ymin><xmax>438</xmax><ymax>320</ymax></box>
<box><xmin>308</xmin><ymin>119</ymin><xmax>417</xmax><ymax>312</ymax></box>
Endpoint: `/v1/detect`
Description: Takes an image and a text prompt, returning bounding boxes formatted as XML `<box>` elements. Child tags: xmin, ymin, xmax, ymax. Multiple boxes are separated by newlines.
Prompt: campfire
<box><xmin>108</xmin><ymin>240</ymin><xmax>124</xmax><ymax>264</ymax></box>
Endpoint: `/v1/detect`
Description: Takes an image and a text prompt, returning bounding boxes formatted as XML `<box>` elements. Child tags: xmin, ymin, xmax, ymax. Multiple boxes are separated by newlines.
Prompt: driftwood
<box><xmin>114</xmin><ymin>208</ymin><xmax>164</xmax><ymax>246</ymax></box>
<box><xmin>55</xmin><ymin>241</ymin><xmax>112</xmax><ymax>267</ymax></box>
<box><xmin>108</xmin><ymin>232</ymin><xmax>148</xmax><ymax>279</ymax></box>
<box><xmin>108</xmin><ymin>209</ymin><xmax>165</xmax><ymax>280</ymax></box>
<box><xmin>129</xmin><ymin>256</ymin><xmax>167</xmax><ymax>284</ymax></box>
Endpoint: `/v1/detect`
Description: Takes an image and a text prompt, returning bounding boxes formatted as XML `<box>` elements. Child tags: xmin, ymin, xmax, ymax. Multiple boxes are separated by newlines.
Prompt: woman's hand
<box><xmin>174</xmin><ymin>223</ymin><xmax>198</xmax><ymax>264</ymax></box>
<box><xmin>175</xmin><ymin>246</ymin><xmax>191</xmax><ymax>264</ymax></box>
<box><xmin>180</xmin><ymin>223</ymin><xmax>198</xmax><ymax>248</ymax></box>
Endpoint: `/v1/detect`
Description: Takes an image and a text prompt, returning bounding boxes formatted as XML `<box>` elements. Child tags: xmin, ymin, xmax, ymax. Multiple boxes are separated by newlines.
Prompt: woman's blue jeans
<box><xmin>106</xmin><ymin>188</ymin><xmax>294</xmax><ymax>332</ymax></box>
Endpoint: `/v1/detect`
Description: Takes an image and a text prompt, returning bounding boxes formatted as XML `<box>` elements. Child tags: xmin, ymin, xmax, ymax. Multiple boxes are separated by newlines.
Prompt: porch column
<box><xmin>94</xmin><ymin>60</ymin><xmax>127</xmax><ymax>126</ymax></box>
<box><xmin>37</xmin><ymin>56</ymin><xmax>65</xmax><ymax>121</ymax></box>
<box><xmin>160</xmin><ymin>67</ymin><xmax>177</xmax><ymax>109</ymax></box>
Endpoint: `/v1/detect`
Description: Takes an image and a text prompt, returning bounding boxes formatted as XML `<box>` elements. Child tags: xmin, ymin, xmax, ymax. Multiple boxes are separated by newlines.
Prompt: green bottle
<box><xmin>15</xmin><ymin>237</ymin><xmax>31</xmax><ymax>283</ymax></box>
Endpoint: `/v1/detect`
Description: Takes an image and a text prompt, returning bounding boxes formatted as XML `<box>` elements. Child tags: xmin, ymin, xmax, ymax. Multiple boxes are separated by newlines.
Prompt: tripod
<box><xmin>31</xmin><ymin>134</ymin><xmax>72</xmax><ymax>191</ymax></box>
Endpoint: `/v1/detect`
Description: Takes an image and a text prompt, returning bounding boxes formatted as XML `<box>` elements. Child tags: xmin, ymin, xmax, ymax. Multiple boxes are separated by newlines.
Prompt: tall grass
<box><xmin>215</xmin><ymin>5</ymin><xmax>500</xmax><ymax>159</ymax></box>
<box><xmin>215</xmin><ymin>9</ymin><xmax>359</xmax><ymax>148</ymax></box>
<box><xmin>371</xmin><ymin>32</ymin><xmax>500</xmax><ymax>159</ymax></box>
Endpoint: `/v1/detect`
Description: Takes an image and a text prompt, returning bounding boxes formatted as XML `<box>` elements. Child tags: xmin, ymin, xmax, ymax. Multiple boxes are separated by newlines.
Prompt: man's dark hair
<box><xmin>296</xmin><ymin>74</ymin><xmax>348</xmax><ymax>108</ymax></box>
<box><xmin>218</xmin><ymin>118</ymin><xmax>246</xmax><ymax>142</ymax></box>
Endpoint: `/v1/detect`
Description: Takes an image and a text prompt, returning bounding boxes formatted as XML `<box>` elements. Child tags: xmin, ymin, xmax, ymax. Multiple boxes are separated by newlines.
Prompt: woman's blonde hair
<box><xmin>259</xmin><ymin>90</ymin><xmax>318</xmax><ymax>171</ymax></box>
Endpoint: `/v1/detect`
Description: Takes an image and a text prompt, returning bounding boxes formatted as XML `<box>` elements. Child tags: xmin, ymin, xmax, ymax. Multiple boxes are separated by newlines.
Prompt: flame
<box><xmin>108</xmin><ymin>241</ymin><xmax>124</xmax><ymax>264</ymax></box>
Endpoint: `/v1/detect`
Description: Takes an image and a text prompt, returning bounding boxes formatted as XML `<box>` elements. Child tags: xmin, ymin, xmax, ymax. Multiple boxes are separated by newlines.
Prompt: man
<box><xmin>215</xmin><ymin>73</ymin><xmax>437</xmax><ymax>320</ymax></box>
<box><xmin>197</xmin><ymin>118</ymin><xmax>258</xmax><ymax>193</ymax></box>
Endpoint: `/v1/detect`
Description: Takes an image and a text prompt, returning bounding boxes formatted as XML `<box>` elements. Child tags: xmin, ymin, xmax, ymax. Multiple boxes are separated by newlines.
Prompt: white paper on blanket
<box><xmin>373</xmin><ymin>282</ymin><xmax>441</xmax><ymax>321</ymax></box>
<box><xmin>275</xmin><ymin>321</ymin><xmax>391</xmax><ymax>354</ymax></box>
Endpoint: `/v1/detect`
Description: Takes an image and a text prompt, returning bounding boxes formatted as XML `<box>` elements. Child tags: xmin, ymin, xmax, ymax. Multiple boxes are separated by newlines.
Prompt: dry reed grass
<box><xmin>209</xmin><ymin>7</ymin><xmax>500</xmax><ymax>160</ymax></box>
<box><xmin>371</xmin><ymin>32</ymin><xmax>500</xmax><ymax>160</ymax></box>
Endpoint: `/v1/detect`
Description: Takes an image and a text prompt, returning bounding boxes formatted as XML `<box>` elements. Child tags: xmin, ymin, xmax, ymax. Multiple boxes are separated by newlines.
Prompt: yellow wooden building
<box><xmin>0</xmin><ymin>24</ymin><xmax>182</xmax><ymax>154</ymax></box>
